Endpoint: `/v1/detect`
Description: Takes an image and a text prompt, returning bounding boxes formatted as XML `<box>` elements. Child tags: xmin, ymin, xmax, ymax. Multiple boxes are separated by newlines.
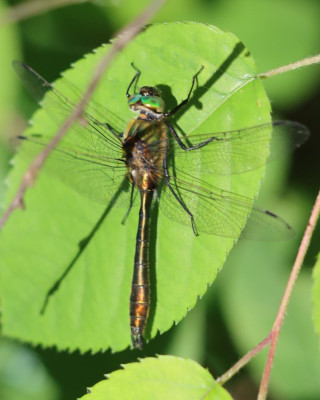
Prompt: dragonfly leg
<box><xmin>93</xmin><ymin>121</ymin><xmax>123</xmax><ymax>141</ymax></box>
<box><xmin>163</xmin><ymin>153</ymin><xmax>199</xmax><ymax>236</ymax></box>
<box><xmin>164</xmin><ymin>66</ymin><xmax>204</xmax><ymax>117</ymax></box>
<box><xmin>126</xmin><ymin>63</ymin><xmax>141</xmax><ymax>98</ymax></box>
<box><xmin>166</xmin><ymin>121</ymin><xmax>218</xmax><ymax>151</ymax></box>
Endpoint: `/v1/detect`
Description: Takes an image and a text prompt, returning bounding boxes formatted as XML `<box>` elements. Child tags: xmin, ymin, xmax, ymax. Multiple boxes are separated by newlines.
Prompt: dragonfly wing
<box><xmin>15</xmin><ymin>134</ymin><xmax>129</xmax><ymax>205</ymax></box>
<box><xmin>12</xmin><ymin>61</ymin><xmax>130</xmax><ymax>205</ymax></box>
<box><xmin>160</xmin><ymin>169</ymin><xmax>293</xmax><ymax>240</ymax></box>
<box><xmin>168</xmin><ymin>121</ymin><xmax>309</xmax><ymax>175</ymax></box>
<box><xmin>56</xmin><ymin>77</ymin><xmax>127</xmax><ymax>135</ymax></box>
<box><xmin>12</xmin><ymin>61</ymin><xmax>123</xmax><ymax>161</ymax></box>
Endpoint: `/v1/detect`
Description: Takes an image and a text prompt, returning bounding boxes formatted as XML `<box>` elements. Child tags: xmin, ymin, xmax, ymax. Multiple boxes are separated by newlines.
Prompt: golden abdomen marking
<box><xmin>124</xmin><ymin>117</ymin><xmax>168</xmax><ymax>348</ymax></box>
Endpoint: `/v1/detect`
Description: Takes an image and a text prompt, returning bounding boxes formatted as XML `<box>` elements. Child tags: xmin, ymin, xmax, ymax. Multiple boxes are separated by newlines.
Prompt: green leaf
<box><xmin>0</xmin><ymin>22</ymin><xmax>270</xmax><ymax>352</ymax></box>
<box><xmin>102</xmin><ymin>0</ymin><xmax>320</xmax><ymax>109</ymax></box>
<box><xmin>0</xmin><ymin>0</ymin><xmax>19</xmax><ymax>204</ymax></box>
<box><xmin>0</xmin><ymin>1</ymin><xmax>19</xmax><ymax>128</ymax></box>
<box><xmin>80</xmin><ymin>356</ymin><xmax>231</xmax><ymax>400</ymax></box>
<box><xmin>313</xmin><ymin>253</ymin><xmax>320</xmax><ymax>338</ymax></box>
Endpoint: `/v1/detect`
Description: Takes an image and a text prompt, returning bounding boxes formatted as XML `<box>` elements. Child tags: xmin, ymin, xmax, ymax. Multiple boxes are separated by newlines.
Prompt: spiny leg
<box><xmin>94</xmin><ymin>121</ymin><xmax>123</xmax><ymax>143</ymax></box>
<box><xmin>164</xmin><ymin>65</ymin><xmax>204</xmax><ymax>117</ymax></box>
<box><xmin>163</xmin><ymin>152</ymin><xmax>198</xmax><ymax>236</ymax></box>
<box><xmin>126</xmin><ymin>63</ymin><xmax>141</xmax><ymax>98</ymax></box>
<box><xmin>165</xmin><ymin>66</ymin><xmax>220</xmax><ymax>151</ymax></box>
<box><xmin>166</xmin><ymin>120</ymin><xmax>217</xmax><ymax>151</ymax></box>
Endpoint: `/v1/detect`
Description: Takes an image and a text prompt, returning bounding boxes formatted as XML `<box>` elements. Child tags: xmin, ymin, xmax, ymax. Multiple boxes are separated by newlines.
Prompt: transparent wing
<box><xmin>12</xmin><ymin>61</ymin><xmax>123</xmax><ymax>159</ymax></box>
<box><xmin>160</xmin><ymin>169</ymin><xmax>294</xmax><ymax>240</ymax></box>
<box><xmin>15</xmin><ymin>134</ymin><xmax>129</xmax><ymax>204</ymax></box>
<box><xmin>166</xmin><ymin>120</ymin><xmax>309</xmax><ymax>175</ymax></box>
<box><xmin>12</xmin><ymin>61</ymin><xmax>129</xmax><ymax>204</ymax></box>
<box><xmin>56</xmin><ymin>76</ymin><xmax>127</xmax><ymax>135</ymax></box>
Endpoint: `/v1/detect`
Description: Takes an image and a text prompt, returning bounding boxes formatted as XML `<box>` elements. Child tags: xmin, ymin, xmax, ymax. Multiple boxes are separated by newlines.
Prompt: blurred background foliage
<box><xmin>0</xmin><ymin>0</ymin><xmax>319</xmax><ymax>399</ymax></box>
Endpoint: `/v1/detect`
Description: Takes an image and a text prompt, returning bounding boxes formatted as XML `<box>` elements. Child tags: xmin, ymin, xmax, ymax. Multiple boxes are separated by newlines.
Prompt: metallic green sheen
<box><xmin>141</xmin><ymin>96</ymin><xmax>164</xmax><ymax>111</ymax></box>
<box><xmin>128</xmin><ymin>94</ymin><xmax>142</xmax><ymax>106</ymax></box>
<box><xmin>128</xmin><ymin>94</ymin><xmax>165</xmax><ymax>112</ymax></box>
<box><xmin>141</xmin><ymin>96</ymin><xmax>161</xmax><ymax>108</ymax></box>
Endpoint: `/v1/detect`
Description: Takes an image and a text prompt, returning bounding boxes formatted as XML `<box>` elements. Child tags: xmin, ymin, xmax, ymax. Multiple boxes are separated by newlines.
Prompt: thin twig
<box><xmin>209</xmin><ymin>190</ymin><xmax>320</xmax><ymax>392</ymax></box>
<box><xmin>258</xmin><ymin>54</ymin><xmax>320</xmax><ymax>79</ymax></box>
<box><xmin>258</xmin><ymin>190</ymin><xmax>320</xmax><ymax>400</ymax></box>
<box><xmin>0</xmin><ymin>0</ymin><xmax>166</xmax><ymax>231</ymax></box>
<box><xmin>0</xmin><ymin>0</ymin><xmax>88</xmax><ymax>26</ymax></box>
<box><xmin>215</xmin><ymin>335</ymin><xmax>271</xmax><ymax>385</ymax></box>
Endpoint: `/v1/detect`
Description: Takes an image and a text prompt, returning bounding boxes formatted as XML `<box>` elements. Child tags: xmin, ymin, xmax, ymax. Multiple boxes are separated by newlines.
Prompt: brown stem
<box><xmin>206</xmin><ymin>190</ymin><xmax>320</xmax><ymax>394</ymax></box>
<box><xmin>0</xmin><ymin>0</ymin><xmax>88</xmax><ymax>26</ymax></box>
<box><xmin>0</xmin><ymin>0</ymin><xmax>167</xmax><ymax>231</ymax></box>
<box><xmin>216</xmin><ymin>335</ymin><xmax>271</xmax><ymax>385</ymax></box>
<box><xmin>258</xmin><ymin>190</ymin><xmax>320</xmax><ymax>400</ymax></box>
<box><xmin>200</xmin><ymin>336</ymin><xmax>271</xmax><ymax>399</ymax></box>
<box><xmin>258</xmin><ymin>54</ymin><xmax>320</xmax><ymax>79</ymax></box>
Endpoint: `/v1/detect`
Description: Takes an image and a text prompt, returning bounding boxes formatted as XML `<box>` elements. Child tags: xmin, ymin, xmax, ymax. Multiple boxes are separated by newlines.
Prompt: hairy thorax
<box><xmin>123</xmin><ymin>118</ymin><xmax>167</xmax><ymax>192</ymax></box>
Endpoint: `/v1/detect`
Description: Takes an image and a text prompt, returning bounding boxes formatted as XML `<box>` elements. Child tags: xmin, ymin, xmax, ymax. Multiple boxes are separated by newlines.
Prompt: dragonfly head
<box><xmin>128</xmin><ymin>86</ymin><xmax>165</xmax><ymax>117</ymax></box>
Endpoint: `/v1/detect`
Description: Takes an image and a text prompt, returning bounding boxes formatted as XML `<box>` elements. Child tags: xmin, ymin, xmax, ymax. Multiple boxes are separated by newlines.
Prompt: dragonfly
<box><xmin>12</xmin><ymin>61</ymin><xmax>309</xmax><ymax>349</ymax></box>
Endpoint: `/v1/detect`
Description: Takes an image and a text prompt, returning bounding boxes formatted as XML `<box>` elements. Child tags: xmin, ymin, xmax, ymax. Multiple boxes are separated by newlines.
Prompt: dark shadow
<box><xmin>176</xmin><ymin>41</ymin><xmax>245</xmax><ymax>121</ymax></box>
<box><xmin>40</xmin><ymin>178</ymin><xmax>130</xmax><ymax>314</ymax></box>
<box><xmin>164</xmin><ymin>41</ymin><xmax>246</xmax><ymax>141</ymax></box>
<box><xmin>156</xmin><ymin>84</ymin><xmax>178</xmax><ymax>112</ymax></box>
<box><xmin>144</xmin><ymin>196</ymin><xmax>159</xmax><ymax>341</ymax></box>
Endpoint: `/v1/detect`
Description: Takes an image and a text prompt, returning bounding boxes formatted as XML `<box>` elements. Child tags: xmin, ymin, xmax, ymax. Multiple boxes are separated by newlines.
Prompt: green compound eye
<box><xmin>141</xmin><ymin>96</ymin><xmax>164</xmax><ymax>112</ymax></box>
<box><xmin>128</xmin><ymin>94</ymin><xmax>142</xmax><ymax>106</ymax></box>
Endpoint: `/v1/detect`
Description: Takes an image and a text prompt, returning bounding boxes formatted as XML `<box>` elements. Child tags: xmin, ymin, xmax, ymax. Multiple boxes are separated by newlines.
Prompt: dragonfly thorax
<box><xmin>128</xmin><ymin>86</ymin><xmax>165</xmax><ymax>120</ymax></box>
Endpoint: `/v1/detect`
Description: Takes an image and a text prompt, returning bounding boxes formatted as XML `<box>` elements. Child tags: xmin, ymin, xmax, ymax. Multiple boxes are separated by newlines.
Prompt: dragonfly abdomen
<box><xmin>130</xmin><ymin>189</ymin><xmax>154</xmax><ymax>349</ymax></box>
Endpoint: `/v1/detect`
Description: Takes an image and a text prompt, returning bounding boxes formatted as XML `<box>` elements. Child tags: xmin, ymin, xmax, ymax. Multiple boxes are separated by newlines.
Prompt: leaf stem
<box><xmin>0</xmin><ymin>0</ymin><xmax>167</xmax><ymax>231</ymax></box>
<box><xmin>214</xmin><ymin>190</ymin><xmax>320</xmax><ymax>394</ymax></box>
<box><xmin>258</xmin><ymin>54</ymin><xmax>320</xmax><ymax>79</ymax></box>
<box><xmin>257</xmin><ymin>189</ymin><xmax>320</xmax><ymax>399</ymax></box>
<box><xmin>216</xmin><ymin>335</ymin><xmax>271</xmax><ymax>385</ymax></box>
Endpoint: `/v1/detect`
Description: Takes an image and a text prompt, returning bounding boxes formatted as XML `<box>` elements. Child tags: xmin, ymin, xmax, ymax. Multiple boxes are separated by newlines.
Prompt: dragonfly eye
<box><xmin>141</xmin><ymin>95</ymin><xmax>165</xmax><ymax>113</ymax></box>
<box><xmin>128</xmin><ymin>89</ymin><xmax>165</xmax><ymax>113</ymax></box>
<box><xmin>128</xmin><ymin>94</ymin><xmax>142</xmax><ymax>107</ymax></box>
